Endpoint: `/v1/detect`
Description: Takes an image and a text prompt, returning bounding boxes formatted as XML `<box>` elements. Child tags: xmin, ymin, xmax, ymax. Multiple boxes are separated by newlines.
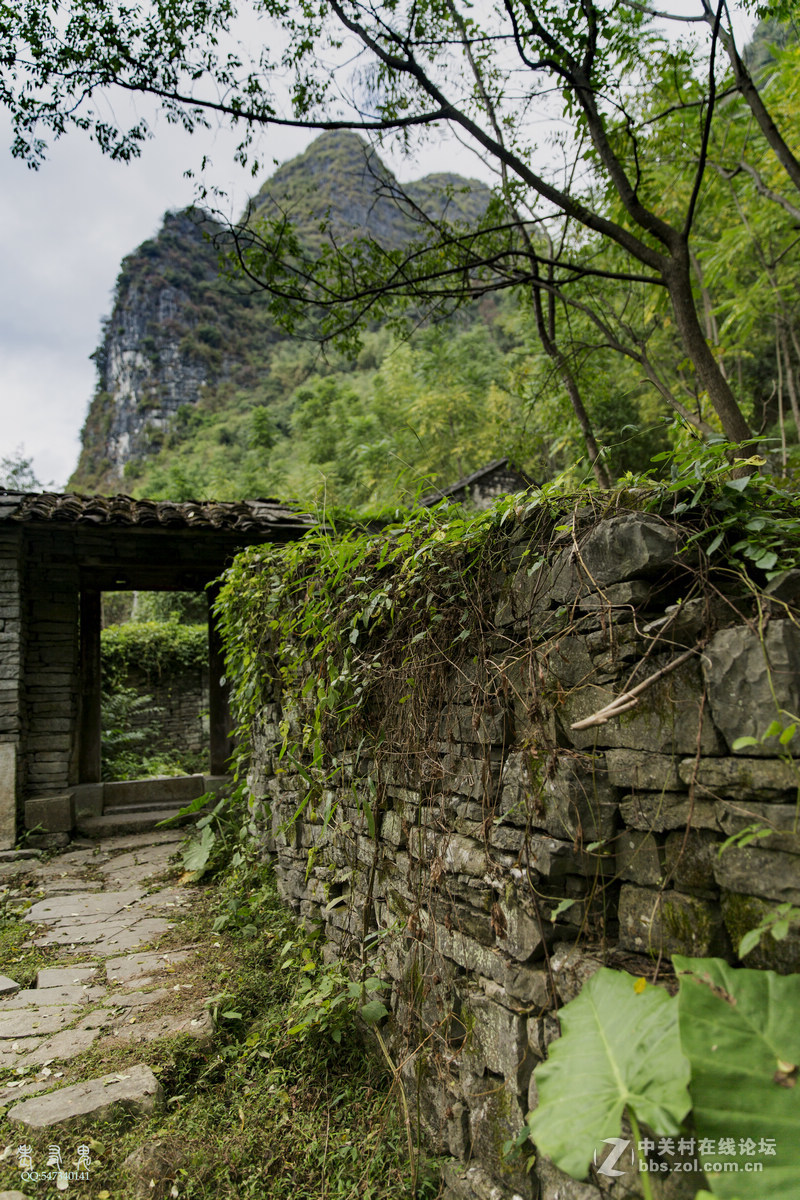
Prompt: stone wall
<box><xmin>118</xmin><ymin>663</ymin><xmax>209</xmax><ymax>758</ymax></box>
<box><xmin>243</xmin><ymin>509</ymin><xmax>800</xmax><ymax>1200</ymax></box>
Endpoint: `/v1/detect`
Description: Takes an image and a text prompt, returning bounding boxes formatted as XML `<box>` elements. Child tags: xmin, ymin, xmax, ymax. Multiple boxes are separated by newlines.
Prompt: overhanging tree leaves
<box><xmin>4</xmin><ymin>1</ymin><xmax>799</xmax><ymax>446</ymax></box>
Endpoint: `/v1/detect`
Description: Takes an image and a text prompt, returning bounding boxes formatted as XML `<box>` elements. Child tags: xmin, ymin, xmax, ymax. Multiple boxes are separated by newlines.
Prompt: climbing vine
<box><xmin>208</xmin><ymin>442</ymin><xmax>800</xmax><ymax>1200</ymax></box>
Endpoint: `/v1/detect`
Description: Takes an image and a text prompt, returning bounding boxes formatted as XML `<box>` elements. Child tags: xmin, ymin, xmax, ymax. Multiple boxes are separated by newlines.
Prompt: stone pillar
<box><xmin>0</xmin><ymin>527</ymin><xmax>23</xmax><ymax>848</ymax></box>
<box><xmin>208</xmin><ymin>590</ymin><xmax>233</xmax><ymax>775</ymax></box>
<box><xmin>78</xmin><ymin>589</ymin><xmax>102</xmax><ymax>784</ymax></box>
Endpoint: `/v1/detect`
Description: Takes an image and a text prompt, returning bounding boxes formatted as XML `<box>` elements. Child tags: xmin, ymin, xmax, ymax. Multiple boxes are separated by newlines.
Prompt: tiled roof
<box><xmin>0</xmin><ymin>489</ymin><xmax>313</xmax><ymax>535</ymax></box>
<box><xmin>419</xmin><ymin>458</ymin><xmax>536</xmax><ymax>506</ymax></box>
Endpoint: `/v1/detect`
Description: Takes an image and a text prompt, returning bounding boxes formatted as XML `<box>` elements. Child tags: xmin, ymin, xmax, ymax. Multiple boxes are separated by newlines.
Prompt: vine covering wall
<box><xmin>217</xmin><ymin>477</ymin><xmax>800</xmax><ymax>1200</ymax></box>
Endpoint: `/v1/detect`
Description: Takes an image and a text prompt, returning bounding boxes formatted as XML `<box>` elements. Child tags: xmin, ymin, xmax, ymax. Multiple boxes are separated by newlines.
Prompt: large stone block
<box><xmin>466</xmin><ymin>1074</ymin><xmax>530</xmax><ymax>1193</ymax></box>
<box><xmin>605</xmin><ymin>749</ymin><xmax>684</xmax><ymax>792</ymax></box>
<box><xmin>578</xmin><ymin>513</ymin><xmax>679</xmax><ymax>585</ymax></box>
<box><xmin>462</xmin><ymin>990</ymin><xmax>529</xmax><ymax>1082</ymax></box>
<box><xmin>8</xmin><ymin>1063</ymin><xmax>163</xmax><ymax>1129</ymax></box>
<box><xmin>620</xmin><ymin>791</ymin><xmax>719</xmax><ymax>833</ymax></box>
<box><xmin>704</xmin><ymin>620</ymin><xmax>800</xmax><ymax>755</ymax></box>
<box><xmin>561</xmin><ymin>659</ymin><xmax>722</xmax><ymax>756</ymax></box>
<box><xmin>714</xmin><ymin>799</ymin><xmax>800</xmax><ymax>852</ymax></box>
<box><xmin>540</xmin><ymin>756</ymin><xmax>618</xmax><ymax>842</ymax></box>
<box><xmin>71</xmin><ymin>782</ymin><xmax>104</xmax><ymax>821</ymax></box>
<box><xmin>24</xmin><ymin>793</ymin><xmax>73</xmax><ymax>833</ymax></box>
<box><xmin>618</xmin><ymin>885</ymin><xmax>728</xmax><ymax>957</ymax></box>
<box><xmin>103</xmin><ymin>773</ymin><xmax>206</xmax><ymax>809</ymax></box>
<box><xmin>616</xmin><ymin>830</ymin><xmax>663</xmax><ymax>886</ymax></box>
<box><xmin>721</xmin><ymin>892</ymin><xmax>800</xmax><ymax>973</ymax></box>
<box><xmin>683</xmin><ymin>755</ymin><xmax>798</xmax><ymax>800</ymax></box>
<box><xmin>493</xmin><ymin>885</ymin><xmax>550</xmax><ymax>963</ymax></box>
<box><xmin>713</xmin><ymin>843</ymin><xmax>800</xmax><ymax>905</ymax></box>
<box><xmin>664</xmin><ymin>829</ymin><xmax>719</xmax><ymax>895</ymax></box>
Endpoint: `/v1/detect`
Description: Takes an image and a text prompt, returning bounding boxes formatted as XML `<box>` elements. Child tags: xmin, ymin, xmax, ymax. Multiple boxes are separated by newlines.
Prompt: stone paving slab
<box><xmin>24</xmin><ymin>889</ymin><xmax>144</xmax><ymax>922</ymax></box>
<box><xmin>0</xmin><ymin>1007</ymin><xmax>79</xmax><ymax>1040</ymax></box>
<box><xmin>0</xmin><ymin>1076</ymin><xmax>53</xmax><ymax>1104</ymax></box>
<box><xmin>0</xmin><ymin>1037</ymin><xmax>44</xmax><ymax>1065</ymax></box>
<box><xmin>89</xmin><ymin>918</ymin><xmax>172</xmax><ymax>955</ymax></box>
<box><xmin>109</xmin><ymin>1008</ymin><xmax>214</xmax><ymax>1046</ymax></box>
<box><xmin>0</xmin><ymin>976</ymin><xmax>20</xmax><ymax>996</ymax></box>
<box><xmin>105</xmin><ymin>950</ymin><xmax>190</xmax><ymax>986</ymax></box>
<box><xmin>33</xmin><ymin>920</ymin><xmax>132</xmax><ymax>947</ymax></box>
<box><xmin>36</xmin><ymin>966</ymin><xmax>98</xmax><ymax>988</ymax></box>
<box><xmin>8</xmin><ymin>1062</ymin><xmax>164</xmax><ymax>1129</ymax></box>
<box><xmin>13</xmin><ymin>1028</ymin><xmax>101</xmax><ymax>1069</ymax></box>
<box><xmin>100</xmin><ymin>844</ymin><xmax>180</xmax><ymax>877</ymax></box>
<box><xmin>96</xmin><ymin>831</ymin><xmax>186</xmax><ymax>851</ymax></box>
<box><xmin>0</xmin><ymin>985</ymin><xmax>105</xmax><ymax>1008</ymax></box>
<box><xmin>107</xmin><ymin>989</ymin><xmax>171</xmax><ymax>1010</ymax></box>
<box><xmin>36</xmin><ymin>880</ymin><xmax>103</xmax><ymax>894</ymax></box>
<box><xmin>75</xmin><ymin>1009</ymin><xmax>114</xmax><ymax>1030</ymax></box>
<box><xmin>33</xmin><ymin>851</ymin><xmax>111</xmax><ymax>874</ymax></box>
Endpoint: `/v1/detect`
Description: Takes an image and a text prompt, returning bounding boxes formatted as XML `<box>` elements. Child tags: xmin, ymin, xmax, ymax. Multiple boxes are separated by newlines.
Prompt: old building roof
<box><xmin>419</xmin><ymin>457</ymin><xmax>536</xmax><ymax>507</ymax></box>
<box><xmin>0</xmin><ymin>489</ymin><xmax>314</xmax><ymax>535</ymax></box>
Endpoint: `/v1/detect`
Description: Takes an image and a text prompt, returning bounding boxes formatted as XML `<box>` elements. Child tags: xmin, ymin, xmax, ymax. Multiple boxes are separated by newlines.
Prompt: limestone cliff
<box><xmin>71</xmin><ymin>132</ymin><xmax>490</xmax><ymax>493</ymax></box>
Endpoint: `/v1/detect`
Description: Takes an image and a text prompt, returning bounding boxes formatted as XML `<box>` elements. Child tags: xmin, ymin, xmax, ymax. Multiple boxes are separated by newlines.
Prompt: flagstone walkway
<box><xmin>0</xmin><ymin>828</ymin><xmax>214</xmax><ymax>1196</ymax></box>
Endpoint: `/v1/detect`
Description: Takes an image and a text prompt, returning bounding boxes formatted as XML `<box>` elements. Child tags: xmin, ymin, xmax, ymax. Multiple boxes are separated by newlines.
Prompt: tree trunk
<box><xmin>663</xmin><ymin>253</ymin><xmax>752</xmax><ymax>444</ymax></box>
<box><xmin>529</xmin><ymin>284</ymin><xmax>612</xmax><ymax>488</ymax></box>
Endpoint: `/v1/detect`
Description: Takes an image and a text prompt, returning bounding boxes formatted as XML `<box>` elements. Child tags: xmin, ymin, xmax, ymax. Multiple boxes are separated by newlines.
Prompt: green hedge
<box><xmin>101</xmin><ymin>620</ymin><xmax>207</xmax><ymax>687</ymax></box>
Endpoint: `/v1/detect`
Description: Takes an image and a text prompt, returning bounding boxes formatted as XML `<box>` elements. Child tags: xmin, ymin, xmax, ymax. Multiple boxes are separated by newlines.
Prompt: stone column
<box><xmin>208</xmin><ymin>590</ymin><xmax>233</xmax><ymax>775</ymax></box>
<box><xmin>0</xmin><ymin>527</ymin><xmax>23</xmax><ymax>848</ymax></box>
<box><xmin>78</xmin><ymin>589</ymin><xmax>102</xmax><ymax>784</ymax></box>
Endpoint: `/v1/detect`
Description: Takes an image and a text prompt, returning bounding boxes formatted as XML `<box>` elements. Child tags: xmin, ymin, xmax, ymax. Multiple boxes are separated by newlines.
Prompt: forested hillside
<box><xmin>68</xmin><ymin>16</ymin><xmax>800</xmax><ymax>510</ymax></box>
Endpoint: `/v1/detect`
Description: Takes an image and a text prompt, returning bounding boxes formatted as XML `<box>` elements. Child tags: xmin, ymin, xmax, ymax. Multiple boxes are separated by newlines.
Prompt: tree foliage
<box><xmin>5</xmin><ymin>1</ymin><xmax>800</xmax><ymax>472</ymax></box>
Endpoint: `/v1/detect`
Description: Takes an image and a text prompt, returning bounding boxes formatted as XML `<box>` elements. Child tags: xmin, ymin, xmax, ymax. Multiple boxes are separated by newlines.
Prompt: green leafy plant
<box><xmin>526</xmin><ymin>969</ymin><xmax>691</xmax><ymax>1189</ymax></box>
<box><xmin>525</xmin><ymin>959</ymin><xmax>800</xmax><ymax>1200</ymax></box>
<box><xmin>737</xmin><ymin>902</ymin><xmax>800</xmax><ymax>959</ymax></box>
<box><xmin>646</xmin><ymin>434</ymin><xmax>800</xmax><ymax>579</ymax></box>
<box><xmin>675</xmin><ymin>956</ymin><xmax>800</xmax><ymax>1199</ymax></box>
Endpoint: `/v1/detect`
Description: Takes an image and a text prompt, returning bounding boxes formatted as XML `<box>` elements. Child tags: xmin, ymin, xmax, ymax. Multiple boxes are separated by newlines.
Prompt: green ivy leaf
<box><xmin>527</xmin><ymin>968</ymin><xmax>690</xmax><ymax>1179</ymax></box>
<box><xmin>360</xmin><ymin>999</ymin><xmax>389</xmax><ymax>1025</ymax></box>
<box><xmin>737</xmin><ymin>928</ymin><xmax>763</xmax><ymax>958</ymax></box>
<box><xmin>181</xmin><ymin>825</ymin><xmax>216</xmax><ymax>876</ymax></box>
<box><xmin>674</xmin><ymin>956</ymin><xmax>800</xmax><ymax>1199</ymax></box>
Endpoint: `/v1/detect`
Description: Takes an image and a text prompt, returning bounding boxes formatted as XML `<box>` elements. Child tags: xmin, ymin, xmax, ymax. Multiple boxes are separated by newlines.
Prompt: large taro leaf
<box><xmin>674</xmin><ymin>956</ymin><xmax>800</xmax><ymax>1200</ymax></box>
<box><xmin>527</xmin><ymin>968</ymin><xmax>691</xmax><ymax>1180</ymax></box>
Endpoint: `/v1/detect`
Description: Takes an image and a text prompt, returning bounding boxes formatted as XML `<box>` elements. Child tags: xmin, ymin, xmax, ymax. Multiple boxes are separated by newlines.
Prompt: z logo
<box><xmin>594</xmin><ymin>1137</ymin><xmax>632</xmax><ymax>1178</ymax></box>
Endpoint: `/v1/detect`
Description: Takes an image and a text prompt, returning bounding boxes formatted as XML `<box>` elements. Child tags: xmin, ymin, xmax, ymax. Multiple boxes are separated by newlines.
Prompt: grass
<box><xmin>0</xmin><ymin>860</ymin><xmax>441</xmax><ymax>1200</ymax></box>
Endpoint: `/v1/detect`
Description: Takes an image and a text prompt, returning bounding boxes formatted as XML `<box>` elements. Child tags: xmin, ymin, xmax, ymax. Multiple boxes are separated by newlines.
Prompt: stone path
<box><xmin>0</xmin><ymin>828</ymin><xmax>215</xmax><ymax>1194</ymax></box>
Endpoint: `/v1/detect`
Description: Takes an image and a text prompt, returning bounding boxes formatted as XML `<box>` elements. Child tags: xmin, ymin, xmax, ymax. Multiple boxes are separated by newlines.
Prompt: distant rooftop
<box><xmin>419</xmin><ymin>458</ymin><xmax>536</xmax><ymax>508</ymax></box>
<box><xmin>0</xmin><ymin>490</ymin><xmax>314</xmax><ymax>536</ymax></box>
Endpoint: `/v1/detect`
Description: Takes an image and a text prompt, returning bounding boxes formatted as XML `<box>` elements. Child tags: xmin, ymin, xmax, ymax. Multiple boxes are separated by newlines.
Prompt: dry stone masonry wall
<box><xmin>243</xmin><ymin>508</ymin><xmax>800</xmax><ymax>1200</ymax></box>
<box><xmin>120</xmin><ymin>662</ymin><xmax>210</xmax><ymax>758</ymax></box>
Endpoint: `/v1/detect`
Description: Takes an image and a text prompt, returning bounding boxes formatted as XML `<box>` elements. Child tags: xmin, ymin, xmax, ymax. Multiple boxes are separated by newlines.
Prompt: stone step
<box><xmin>100</xmin><ymin>799</ymin><xmax>204</xmax><ymax>816</ymax></box>
<box><xmin>76</xmin><ymin>808</ymin><xmax>200</xmax><ymax>838</ymax></box>
<box><xmin>103</xmin><ymin>774</ymin><xmax>207</xmax><ymax>810</ymax></box>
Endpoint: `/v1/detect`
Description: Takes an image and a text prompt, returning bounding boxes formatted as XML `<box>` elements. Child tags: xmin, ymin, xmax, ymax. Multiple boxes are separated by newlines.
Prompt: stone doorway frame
<box><xmin>0</xmin><ymin>490</ymin><xmax>311</xmax><ymax>846</ymax></box>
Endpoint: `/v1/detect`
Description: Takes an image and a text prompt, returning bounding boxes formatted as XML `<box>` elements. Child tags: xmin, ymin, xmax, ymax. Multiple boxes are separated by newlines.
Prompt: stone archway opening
<box><xmin>99</xmin><ymin>590</ymin><xmax>211</xmax><ymax>783</ymax></box>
